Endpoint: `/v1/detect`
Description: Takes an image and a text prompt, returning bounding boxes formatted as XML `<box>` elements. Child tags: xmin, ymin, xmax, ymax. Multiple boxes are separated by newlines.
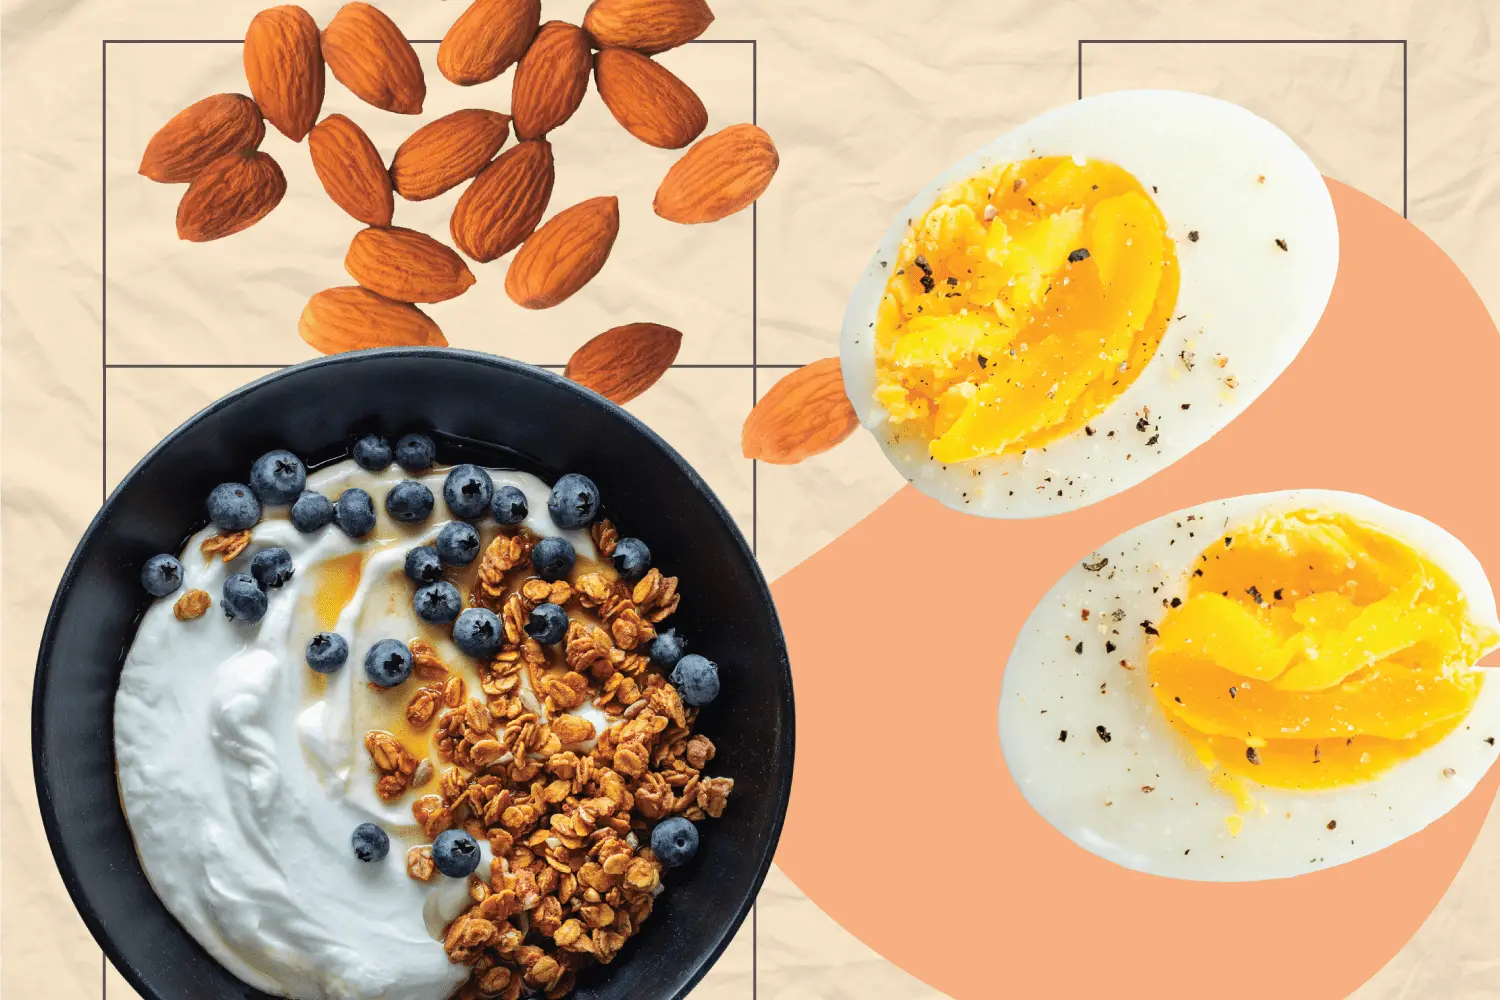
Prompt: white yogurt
<box><xmin>115</xmin><ymin>462</ymin><xmax>596</xmax><ymax>1000</ymax></box>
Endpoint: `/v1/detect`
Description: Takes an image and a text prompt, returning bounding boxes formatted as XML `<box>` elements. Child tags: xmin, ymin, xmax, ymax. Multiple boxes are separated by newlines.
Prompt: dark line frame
<box><xmin>99</xmin><ymin>34</ymin><xmax>763</xmax><ymax>1000</ymax></box>
<box><xmin>1077</xmin><ymin>37</ymin><xmax>1409</xmax><ymax>218</ymax></box>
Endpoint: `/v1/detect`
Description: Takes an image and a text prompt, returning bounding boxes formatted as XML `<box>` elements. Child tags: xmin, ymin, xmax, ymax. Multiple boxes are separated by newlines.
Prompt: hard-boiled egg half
<box><xmin>1000</xmin><ymin>490</ymin><xmax>1500</xmax><ymax>881</ymax></box>
<box><xmin>840</xmin><ymin>91</ymin><xmax>1338</xmax><ymax>517</ymax></box>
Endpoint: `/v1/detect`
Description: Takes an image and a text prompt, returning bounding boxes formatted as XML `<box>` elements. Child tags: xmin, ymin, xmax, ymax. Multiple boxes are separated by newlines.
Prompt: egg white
<box><xmin>998</xmin><ymin>490</ymin><xmax>1500</xmax><ymax>882</ymax></box>
<box><xmin>841</xmin><ymin>91</ymin><xmax>1339</xmax><ymax>518</ymax></box>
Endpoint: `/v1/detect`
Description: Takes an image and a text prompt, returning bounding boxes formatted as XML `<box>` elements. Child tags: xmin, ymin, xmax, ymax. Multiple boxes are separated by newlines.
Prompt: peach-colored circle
<box><xmin>771</xmin><ymin>180</ymin><xmax>1500</xmax><ymax>999</ymax></box>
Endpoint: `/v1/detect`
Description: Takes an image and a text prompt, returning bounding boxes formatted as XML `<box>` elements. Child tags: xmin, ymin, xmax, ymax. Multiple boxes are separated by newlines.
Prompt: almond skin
<box><xmin>244</xmin><ymin>6</ymin><xmax>324</xmax><ymax>142</ymax></box>
<box><xmin>176</xmin><ymin>150</ymin><xmax>287</xmax><ymax>242</ymax></box>
<box><xmin>566</xmin><ymin>323</ymin><xmax>682</xmax><ymax>404</ymax></box>
<box><xmin>450</xmin><ymin>139</ymin><xmax>555</xmax><ymax>262</ymax></box>
<box><xmin>299</xmin><ymin>286</ymin><xmax>447</xmax><ymax>354</ymax></box>
<box><xmin>438</xmin><ymin>0</ymin><xmax>542</xmax><ymax>86</ymax></box>
<box><xmin>511</xmin><ymin>21</ymin><xmax>592</xmax><ymax>140</ymax></box>
<box><xmin>655</xmin><ymin>123</ymin><xmax>778</xmax><ymax>224</ymax></box>
<box><xmin>308</xmin><ymin>114</ymin><xmax>394</xmax><ymax>227</ymax></box>
<box><xmin>594</xmin><ymin>48</ymin><xmax>707</xmax><ymax>149</ymax></box>
<box><xmin>322</xmin><ymin>2</ymin><xmax>425</xmax><ymax>115</ymax></box>
<box><xmin>505</xmin><ymin>196</ymin><xmax>619</xmax><ymax>309</ymax></box>
<box><xmin>391</xmin><ymin>110</ymin><xmax>511</xmax><ymax>202</ymax></box>
<box><xmin>345</xmin><ymin>227</ymin><xmax>476</xmax><ymax>303</ymax></box>
<box><xmin>742</xmin><ymin>358</ymin><xmax>859</xmax><ymax>464</ymax></box>
<box><xmin>140</xmin><ymin>94</ymin><xmax>265</xmax><ymax>183</ymax></box>
<box><xmin>582</xmin><ymin>0</ymin><xmax>714</xmax><ymax>55</ymax></box>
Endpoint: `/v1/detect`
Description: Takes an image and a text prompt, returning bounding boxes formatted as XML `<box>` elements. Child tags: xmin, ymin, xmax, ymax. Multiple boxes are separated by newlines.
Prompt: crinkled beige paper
<box><xmin>5</xmin><ymin>1</ymin><xmax>1500</xmax><ymax>998</ymax></box>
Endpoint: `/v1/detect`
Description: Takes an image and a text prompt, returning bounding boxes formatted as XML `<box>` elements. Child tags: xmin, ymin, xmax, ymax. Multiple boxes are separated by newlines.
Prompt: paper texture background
<box><xmin>4</xmin><ymin>0</ymin><xmax>1499</xmax><ymax>997</ymax></box>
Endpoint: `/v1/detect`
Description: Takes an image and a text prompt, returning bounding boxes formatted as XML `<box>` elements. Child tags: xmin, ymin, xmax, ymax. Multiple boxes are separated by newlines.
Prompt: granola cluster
<box><xmin>367</xmin><ymin>519</ymin><xmax>732</xmax><ymax>999</ymax></box>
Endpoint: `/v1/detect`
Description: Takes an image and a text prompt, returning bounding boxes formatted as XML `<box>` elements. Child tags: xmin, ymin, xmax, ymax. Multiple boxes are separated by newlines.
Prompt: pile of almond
<box><xmin>139</xmin><ymin>0</ymin><xmax>778</xmax><ymax>408</ymax></box>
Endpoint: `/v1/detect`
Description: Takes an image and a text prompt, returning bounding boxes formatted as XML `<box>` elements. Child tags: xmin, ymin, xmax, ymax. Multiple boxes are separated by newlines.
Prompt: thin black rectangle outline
<box><xmin>100</xmin><ymin>34</ymin><xmax>762</xmax><ymax>1000</ymax></box>
<box><xmin>1077</xmin><ymin>38</ymin><xmax>1408</xmax><ymax>219</ymax></box>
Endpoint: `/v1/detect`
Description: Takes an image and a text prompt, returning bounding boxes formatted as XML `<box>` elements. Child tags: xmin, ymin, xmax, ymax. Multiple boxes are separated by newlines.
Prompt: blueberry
<box><xmin>670</xmin><ymin>653</ymin><xmax>719</xmax><ymax>706</ymax></box>
<box><xmin>611</xmin><ymin>537</ymin><xmax>651</xmax><ymax>580</ymax></box>
<box><xmin>222</xmin><ymin>573</ymin><xmax>268</xmax><ymax>623</ymax></box>
<box><xmin>249</xmin><ymin>449</ymin><xmax>306</xmax><ymax>505</ymax></box>
<box><xmin>405</xmin><ymin>545</ymin><xmax>444</xmax><ymax>584</ymax></box>
<box><xmin>364</xmin><ymin>638</ymin><xmax>413</xmax><ymax>688</ymax></box>
<box><xmin>432</xmin><ymin>829</ymin><xmax>481</xmax><ymax>878</ymax></box>
<box><xmin>335</xmin><ymin>488</ymin><xmax>377</xmax><ymax>538</ymax></box>
<box><xmin>352</xmin><ymin>822</ymin><xmax>390</xmax><ymax>863</ymax></box>
<box><xmin>306</xmin><ymin>632</ymin><xmax>349</xmax><ymax>674</ymax></box>
<box><xmin>140</xmin><ymin>554</ymin><xmax>183</xmax><ymax>597</ymax></box>
<box><xmin>531</xmin><ymin>537</ymin><xmax>575</xmax><ymax>582</ymax></box>
<box><xmin>453</xmin><ymin>608</ymin><xmax>503</xmax><ymax>660</ymax></box>
<box><xmin>491</xmin><ymin>485</ymin><xmax>529</xmax><ymax>525</ymax></box>
<box><xmin>395</xmin><ymin>433</ymin><xmax>437</xmax><ymax>472</ymax></box>
<box><xmin>525</xmin><ymin>603</ymin><xmax>569</xmax><ymax>644</ymax></box>
<box><xmin>206</xmin><ymin>482</ymin><xmax>261</xmax><ymax>532</ymax></box>
<box><xmin>547</xmin><ymin>473</ymin><xmax>600</xmax><ymax>529</ymax></box>
<box><xmin>250</xmin><ymin>547</ymin><xmax>294</xmax><ymax>588</ymax></box>
<box><xmin>648</xmin><ymin>629</ymin><xmax>688</xmax><ymax>668</ymax></box>
<box><xmin>414</xmin><ymin>581</ymin><xmax>462</xmax><ymax>625</ymax></box>
<box><xmin>651</xmin><ymin>816</ymin><xmax>699</xmax><ymax>868</ymax></box>
<box><xmin>353</xmin><ymin>434</ymin><xmax>393</xmax><ymax>471</ymax></box>
<box><xmin>444</xmin><ymin>465</ymin><xmax>494</xmax><ymax>520</ymax></box>
<box><xmin>436</xmin><ymin>521</ymin><xmax>481</xmax><ymax>565</ymax></box>
<box><xmin>291</xmin><ymin>490</ymin><xmax>335</xmax><ymax>532</ymax></box>
<box><xmin>386</xmin><ymin>480</ymin><xmax>435</xmax><ymax>523</ymax></box>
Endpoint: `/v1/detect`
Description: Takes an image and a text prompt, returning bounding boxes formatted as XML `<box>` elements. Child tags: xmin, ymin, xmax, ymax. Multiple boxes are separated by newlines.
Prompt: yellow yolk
<box><xmin>1147</xmin><ymin>510</ymin><xmax>1496</xmax><ymax>804</ymax></box>
<box><xmin>872</xmin><ymin>156</ymin><xmax>1180</xmax><ymax>462</ymax></box>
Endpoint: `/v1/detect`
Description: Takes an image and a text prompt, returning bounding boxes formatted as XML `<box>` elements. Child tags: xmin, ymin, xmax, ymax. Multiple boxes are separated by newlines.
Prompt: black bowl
<box><xmin>34</xmin><ymin>348</ymin><xmax>794</xmax><ymax>1000</ymax></box>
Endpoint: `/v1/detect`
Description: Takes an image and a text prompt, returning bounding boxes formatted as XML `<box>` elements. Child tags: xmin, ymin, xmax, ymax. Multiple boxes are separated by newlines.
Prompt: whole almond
<box><xmin>299</xmin><ymin>286</ymin><xmax>447</xmax><ymax>354</ymax></box>
<box><xmin>505</xmin><ymin>196</ymin><xmax>619</xmax><ymax>309</ymax></box>
<box><xmin>742</xmin><ymin>358</ymin><xmax>859</xmax><ymax>464</ymax></box>
<box><xmin>438</xmin><ymin>0</ymin><xmax>542</xmax><ymax>86</ymax></box>
<box><xmin>655</xmin><ymin>123</ymin><xmax>778</xmax><ymax>224</ymax></box>
<box><xmin>139</xmin><ymin>94</ymin><xmax>265</xmax><ymax>183</ymax></box>
<box><xmin>594</xmin><ymin>48</ymin><xmax>706</xmax><ymax>149</ymax></box>
<box><xmin>391</xmin><ymin>109</ymin><xmax>511</xmax><ymax>202</ymax></box>
<box><xmin>450</xmin><ymin>139</ymin><xmax>555</xmax><ymax>262</ymax></box>
<box><xmin>322</xmin><ymin>2</ymin><xmax>425</xmax><ymax>115</ymax></box>
<box><xmin>345</xmin><ymin>227</ymin><xmax>476</xmax><ymax>303</ymax></box>
<box><xmin>566</xmin><ymin>323</ymin><xmax>682</xmax><ymax>404</ymax></box>
<box><xmin>511</xmin><ymin>21</ymin><xmax>592</xmax><ymax>140</ymax></box>
<box><xmin>176</xmin><ymin>151</ymin><xmax>287</xmax><ymax>242</ymax></box>
<box><xmin>244</xmin><ymin>6</ymin><xmax>324</xmax><ymax>142</ymax></box>
<box><xmin>308</xmin><ymin>114</ymin><xmax>394</xmax><ymax>227</ymax></box>
<box><xmin>582</xmin><ymin>0</ymin><xmax>714</xmax><ymax>54</ymax></box>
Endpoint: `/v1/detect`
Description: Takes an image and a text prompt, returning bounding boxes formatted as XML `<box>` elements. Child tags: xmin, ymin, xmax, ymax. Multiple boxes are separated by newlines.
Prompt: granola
<box><xmin>173</xmin><ymin>588</ymin><xmax>212</xmax><ymax>620</ymax></box>
<box><xmin>389</xmin><ymin>519</ymin><xmax>732</xmax><ymax>998</ymax></box>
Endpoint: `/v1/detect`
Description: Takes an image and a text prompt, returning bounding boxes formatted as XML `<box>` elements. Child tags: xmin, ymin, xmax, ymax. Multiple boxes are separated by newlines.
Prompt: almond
<box><xmin>450</xmin><ymin>139</ymin><xmax>555</xmax><ymax>262</ymax></box>
<box><xmin>243</xmin><ymin>5</ymin><xmax>324</xmax><ymax>142</ymax></box>
<box><xmin>438</xmin><ymin>0</ymin><xmax>542</xmax><ymax>86</ymax></box>
<box><xmin>345</xmin><ymin>227</ymin><xmax>476</xmax><ymax>303</ymax></box>
<box><xmin>655</xmin><ymin>123</ymin><xmax>778</xmax><ymax>224</ymax></box>
<box><xmin>139</xmin><ymin>94</ymin><xmax>265</xmax><ymax>183</ymax></box>
<box><xmin>322</xmin><ymin>2</ymin><xmax>425</xmax><ymax>115</ymax></box>
<box><xmin>299</xmin><ymin>286</ymin><xmax>447</xmax><ymax>354</ymax></box>
<box><xmin>175</xmin><ymin>150</ymin><xmax>286</xmax><ymax>242</ymax></box>
<box><xmin>308</xmin><ymin>114</ymin><xmax>394</xmax><ymax>227</ymax></box>
<box><xmin>511</xmin><ymin>21</ymin><xmax>592</xmax><ymax>140</ymax></box>
<box><xmin>742</xmin><ymin>358</ymin><xmax>859</xmax><ymax>464</ymax></box>
<box><xmin>582</xmin><ymin>0</ymin><xmax>714</xmax><ymax>55</ymax></box>
<box><xmin>391</xmin><ymin>109</ymin><xmax>511</xmax><ymax>202</ymax></box>
<box><xmin>565</xmin><ymin>323</ymin><xmax>682</xmax><ymax>404</ymax></box>
<box><xmin>594</xmin><ymin>49</ymin><xmax>707</xmax><ymax>149</ymax></box>
<box><xmin>505</xmin><ymin>196</ymin><xmax>619</xmax><ymax>309</ymax></box>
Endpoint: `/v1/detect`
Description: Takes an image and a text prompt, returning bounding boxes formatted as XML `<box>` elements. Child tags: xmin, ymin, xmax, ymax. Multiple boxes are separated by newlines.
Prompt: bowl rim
<box><xmin>32</xmin><ymin>346</ymin><xmax>796</xmax><ymax>1000</ymax></box>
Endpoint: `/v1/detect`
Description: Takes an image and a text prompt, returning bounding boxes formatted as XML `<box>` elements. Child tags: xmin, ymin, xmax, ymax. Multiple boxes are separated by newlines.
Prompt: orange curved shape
<box><xmin>771</xmin><ymin>180</ymin><xmax>1500</xmax><ymax>999</ymax></box>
